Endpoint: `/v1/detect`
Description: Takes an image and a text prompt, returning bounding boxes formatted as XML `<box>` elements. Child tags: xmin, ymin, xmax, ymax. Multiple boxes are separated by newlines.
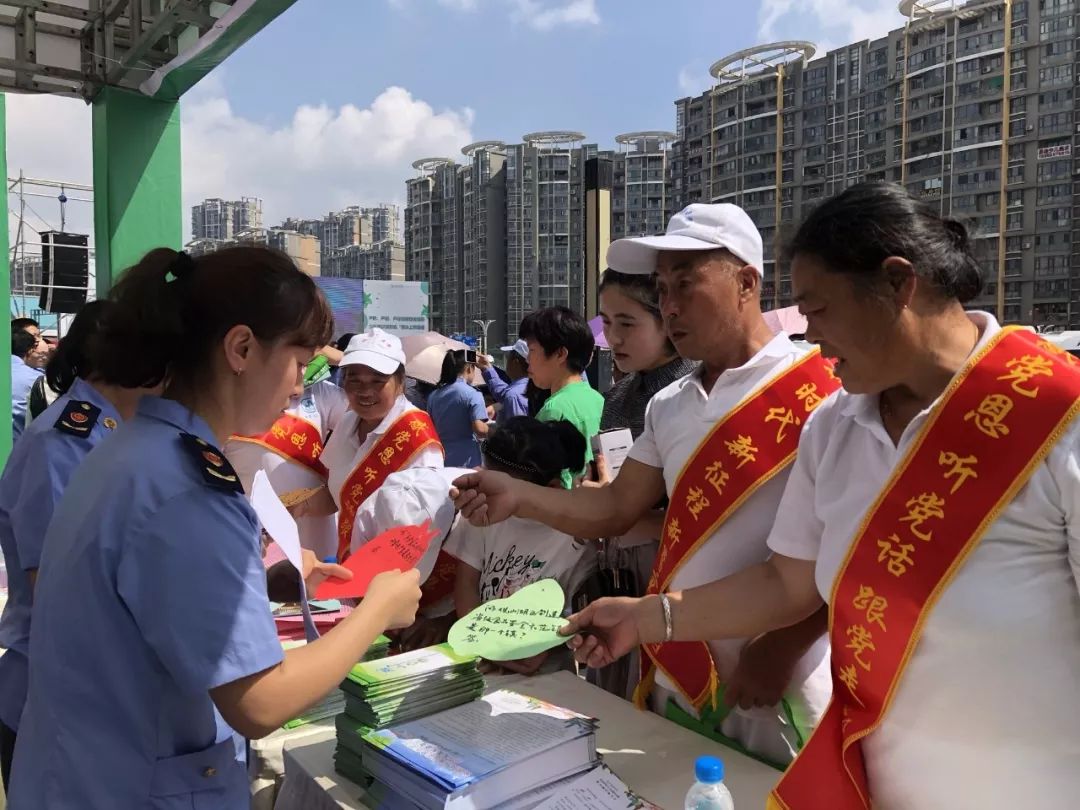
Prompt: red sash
<box><xmin>769</xmin><ymin>328</ymin><xmax>1080</xmax><ymax>810</ymax></box>
<box><xmin>336</xmin><ymin>411</ymin><xmax>443</xmax><ymax>564</ymax></box>
<box><xmin>635</xmin><ymin>351</ymin><xmax>840</xmax><ymax>710</ymax></box>
<box><xmin>233</xmin><ymin>413</ymin><xmax>328</xmax><ymax>478</ymax></box>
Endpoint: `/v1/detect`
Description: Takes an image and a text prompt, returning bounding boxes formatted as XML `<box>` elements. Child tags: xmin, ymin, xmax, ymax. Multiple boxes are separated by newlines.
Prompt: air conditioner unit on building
<box><xmin>1024</xmin><ymin>242</ymin><xmax>1032</xmax><ymax>249</ymax></box>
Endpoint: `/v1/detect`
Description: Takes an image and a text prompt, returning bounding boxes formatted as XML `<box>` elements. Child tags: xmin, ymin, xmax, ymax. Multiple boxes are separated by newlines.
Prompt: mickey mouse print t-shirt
<box><xmin>444</xmin><ymin>516</ymin><xmax>592</xmax><ymax>609</ymax></box>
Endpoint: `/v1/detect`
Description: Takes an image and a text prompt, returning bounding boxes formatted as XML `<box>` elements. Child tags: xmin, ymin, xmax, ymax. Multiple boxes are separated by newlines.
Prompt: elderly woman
<box><xmin>559</xmin><ymin>183</ymin><xmax>1080</xmax><ymax>809</ymax></box>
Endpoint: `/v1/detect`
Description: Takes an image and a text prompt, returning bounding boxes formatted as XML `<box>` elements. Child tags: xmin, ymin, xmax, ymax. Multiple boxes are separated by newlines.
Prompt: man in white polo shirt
<box><xmin>451</xmin><ymin>204</ymin><xmax>835</xmax><ymax>766</ymax></box>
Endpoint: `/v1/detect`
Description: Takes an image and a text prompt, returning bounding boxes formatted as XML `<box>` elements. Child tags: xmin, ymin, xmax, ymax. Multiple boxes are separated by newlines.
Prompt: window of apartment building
<box><xmin>1039</xmin><ymin>89</ymin><xmax>1073</xmax><ymax>108</ymax></box>
<box><xmin>1040</xmin><ymin>15</ymin><xmax>1075</xmax><ymax>36</ymax></box>
<box><xmin>1036</xmin><ymin>256</ymin><xmax>1069</xmax><ymax>276</ymax></box>
<box><xmin>1039</xmin><ymin>0</ymin><xmax>1075</xmax><ymax>15</ymax></box>
<box><xmin>1037</xmin><ymin>207</ymin><xmax>1071</xmax><ymax>227</ymax></box>
<box><xmin>1006</xmin><ymin>212</ymin><xmax>1024</xmax><ymax>231</ymax></box>
<box><xmin>908</xmin><ymin>45</ymin><xmax>944</xmax><ymax>70</ymax></box>
<box><xmin>803</xmin><ymin>86</ymin><xmax>827</xmax><ymax>105</ymax></box>
<box><xmin>1038</xmin><ymin>64</ymin><xmax>1073</xmax><ymax>86</ymax></box>
<box><xmin>1037</xmin><ymin>183</ymin><xmax>1070</xmax><ymax>204</ymax></box>
<box><xmin>1042</xmin><ymin>40</ymin><xmax>1074</xmax><ymax>63</ymax></box>
<box><xmin>1036</xmin><ymin>231</ymin><xmax>1071</xmax><ymax>251</ymax></box>
<box><xmin>1038</xmin><ymin>111</ymin><xmax>1073</xmax><ymax>133</ymax></box>
<box><xmin>804</xmin><ymin>66</ymin><xmax>828</xmax><ymax>84</ymax></box>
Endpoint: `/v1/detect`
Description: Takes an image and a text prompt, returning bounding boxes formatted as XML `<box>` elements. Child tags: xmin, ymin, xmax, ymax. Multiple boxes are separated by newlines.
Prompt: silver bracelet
<box><xmin>659</xmin><ymin>593</ymin><xmax>673</xmax><ymax>642</ymax></box>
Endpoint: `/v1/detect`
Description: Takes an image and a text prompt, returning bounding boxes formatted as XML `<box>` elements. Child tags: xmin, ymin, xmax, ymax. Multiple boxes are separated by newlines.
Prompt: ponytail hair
<box><xmin>45</xmin><ymin>300</ymin><xmax>114</xmax><ymax>396</ymax></box>
<box><xmin>94</xmin><ymin>246</ymin><xmax>333</xmax><ymax>389</ymax></box>
<box><xmin>481</xmin><ymin>416</ymin><xmax>587</xmax><ymax>486</ymax></box>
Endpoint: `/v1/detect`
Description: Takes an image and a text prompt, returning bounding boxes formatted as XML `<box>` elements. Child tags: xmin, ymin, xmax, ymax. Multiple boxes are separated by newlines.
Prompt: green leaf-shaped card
<box><xmin>447</xmin><ymin>579</ymin><xmax>568</xmax><ymax>661</ymax></box>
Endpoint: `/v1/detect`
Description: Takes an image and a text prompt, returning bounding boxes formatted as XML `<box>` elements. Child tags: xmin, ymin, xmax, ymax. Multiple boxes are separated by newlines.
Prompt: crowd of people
<box><xmin>0</xmin><ymin>180</ymin><xmax>1076</xmax><ymax>809</ymax></box>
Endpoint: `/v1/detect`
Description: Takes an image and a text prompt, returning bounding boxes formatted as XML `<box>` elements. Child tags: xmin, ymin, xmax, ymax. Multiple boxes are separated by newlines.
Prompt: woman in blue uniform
<box><xmin>0</xmin><ymin>301</ymin><xmax>147</xmax><ymax>789</ymax></box>
<box><xmin>9</xmin><ymin>247</ymin><xmax>422</xmax><ymax>809</ymax></box>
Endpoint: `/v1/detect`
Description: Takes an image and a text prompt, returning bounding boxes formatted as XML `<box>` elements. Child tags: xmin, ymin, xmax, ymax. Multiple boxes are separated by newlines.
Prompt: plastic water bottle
<box><xmin>684</xmin><ymin>755</ymin><xmax>734</xmax><ymax>810</ymax></box>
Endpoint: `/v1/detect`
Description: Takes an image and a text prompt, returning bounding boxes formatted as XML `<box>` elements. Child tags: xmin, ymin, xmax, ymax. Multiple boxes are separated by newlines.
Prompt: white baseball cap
<box><xmin>606</xmin><ymin>203</ymin><xmax>764</xmax><ymax>278</ymax></box>
<box><xmin>499</xmin><ymin>339</ymin><xmax>529</xmax><ymax>362</ymax></box>
<box><xmin>339</xmin><ymin>328</ymin><xmax>406</xmax><ymax>375</ymax></box>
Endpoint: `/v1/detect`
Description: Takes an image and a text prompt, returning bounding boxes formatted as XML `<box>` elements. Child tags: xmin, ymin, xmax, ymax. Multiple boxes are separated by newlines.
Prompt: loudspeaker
<box><xmin>39</xmin><ymin>232</ymin><xmax>89</xmax><ymax>314</ymax></box>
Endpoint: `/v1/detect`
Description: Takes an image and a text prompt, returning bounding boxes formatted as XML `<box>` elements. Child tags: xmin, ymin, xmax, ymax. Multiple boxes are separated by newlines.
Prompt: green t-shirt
<box><xmin>536</xmin><ymin>380</ymin><xmax>605</xmax><ymax>488</ymax></box>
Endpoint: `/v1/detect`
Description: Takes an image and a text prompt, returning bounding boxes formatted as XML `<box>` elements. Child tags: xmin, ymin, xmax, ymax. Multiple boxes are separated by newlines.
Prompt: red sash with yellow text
<box><xmin>234</xmin><ymin>413</ymin><xmax>329</xmax><ymax>478</ymax></box>
<box><xmin>634</xmin><ymin>350</ymin><xmax>840</xmax><ymax>711</ymax></box>
<box><xmin>336</xmin><ymin>410</ymin><xmax>443</xmax><ymax>564</ymax></box>
<box><xmin>768</xmin><ymin>328</ymin><xmax>1080</xmax><ymax>810</ymax></box>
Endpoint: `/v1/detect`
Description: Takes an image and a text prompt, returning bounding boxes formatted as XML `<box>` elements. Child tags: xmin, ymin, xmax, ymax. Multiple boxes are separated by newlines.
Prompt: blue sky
<box><xmin>7</xmin><ymin>0</ymin><xmax>905</xmax><ymax>237</ymax></box>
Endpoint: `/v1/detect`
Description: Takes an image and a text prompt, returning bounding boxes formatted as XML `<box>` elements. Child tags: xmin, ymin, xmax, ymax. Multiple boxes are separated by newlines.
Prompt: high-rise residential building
<box><xmin>187</xmin><ymin>227</ymin><xmax>321</xmax><ymax>276</ymax></box>
<box><xmin>671</xmin><ymin>0</ymin><xmax>1080</xmax><ymax>327</ymax></box>
<box><xmin>324</xmin><ymin>240</ymin><xmax>405</xmax><ymax>281</ymax></box>
<box><xmin>406</xmin><ymin>158</ymin><xmax>460</xmax><ymax>335</ymax></box>
<box><xmin>461</xmin><ymin>142</ymin><xmax>509</xmax><ymax>346</ymax></box>
<box><xmin>191</xmin><ymin>197</ymin><xmax>262</xmax><ymax>241</ymax></box>
<box><xmin>505</xmin><ymin>132</ymin><xmax>599</xmax><ymax>332</ymax></box>
<box><xmin>611</xmin><ymin>132</ymin><xmax>676</xmax><ymax>239</ymax></box>
<box><xmin>363</xmin><ymin>205</ymin><xmax>401</xmax><ymax>243</ymax></box>
<box><xmin>281</xmin><ymin>205</ymin><xmax>402</xmax><ymax>275</ymax></box>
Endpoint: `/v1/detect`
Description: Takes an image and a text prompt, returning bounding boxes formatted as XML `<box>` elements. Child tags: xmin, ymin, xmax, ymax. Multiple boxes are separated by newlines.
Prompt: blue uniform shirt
<box><xmin>10</xmin><ymin>396</ymin><xmax>283</xmax><ymax>809</ymax></box>
<box><xmin>426</xmin><ymin>378</ymin><xmax>488</xmax><ymax>467</ymax></box>
<box><xmin>0</xmin><ymin>378</ymin><xmax>121</xmax><ymax>731</ymax></box>
<box><xmin>481</xmin><ymin>366</ymin><xmax>529</xmax><ymax>426</ymax></box>
<box><xmin>10</xmin><ymin>356</ymin><xmax>43</xmax><ymax>444</ymax></box>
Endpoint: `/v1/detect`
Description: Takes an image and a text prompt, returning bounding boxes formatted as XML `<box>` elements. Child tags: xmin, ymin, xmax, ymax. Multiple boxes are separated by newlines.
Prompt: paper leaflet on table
<box><xmin>314</xmin><ymin>520</ymin><xmax>441</xmax><ymax>600</ymax></box>
<box><xmin>447</xmin><ymin>579</ymin><xmax>570</xmax><ymax>661</ymax></box>
<box><xmin>250</xmin><ymin>470</ymin><xmax>319</xmax><ymax>641</ymax></box>
<box><xmin>531</xmin><ymin>763</ymin><xmax>662</xmax><ymax>810</ymax></box>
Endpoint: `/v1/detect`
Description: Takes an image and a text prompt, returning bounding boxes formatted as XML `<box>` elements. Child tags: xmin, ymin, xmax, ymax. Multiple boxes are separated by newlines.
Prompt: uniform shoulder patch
<box><xmin>53</xmin><ymin>400</ymin><xmax>101</xmax><ymax>438</ymax></box>
<box><xmin>178</xmin><ymin>432</ymin><xmax>244</xmax><ymax>493</ymax></box>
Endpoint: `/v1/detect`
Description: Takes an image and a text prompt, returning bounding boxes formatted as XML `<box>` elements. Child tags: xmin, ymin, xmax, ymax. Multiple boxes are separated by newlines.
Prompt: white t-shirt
<box><xmin>768</xmin><ymin>312</ymin><xmax>1080</xmax><ymax>809</ymax></box>
<box><xmin>351</xmin><ymin>466</ymin><xmax>471</xmax><ymax>583</ymax></box>
<box><xmin>629</xmin><ymin>333</ymin><xmax>832</xmax><ymax>764</ymax></box>
<box><xmin>225</xmin><ymin>381</ymin><xmax>349</xmax><ymax>559</ymax></box>
<box><xmin>444</xmin><ymin>516</ymin><xmax>595</xmax><ymax>612</ymax></box>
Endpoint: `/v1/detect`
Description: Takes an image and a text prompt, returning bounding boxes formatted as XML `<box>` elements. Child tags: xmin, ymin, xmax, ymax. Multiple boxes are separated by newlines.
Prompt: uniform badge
<box><xmin>54</xmin><ymin>400</ymin><xmax>101</xmax><ymax>438</ymax></box>
<box><xmin>179</xmin><ymin>432</ymin><xmax>244</xmax><ymax>493</ymax></box>
<box><xmin>102</xmin><ymin>417</ymin><xmax>118</xmax><ymax>431</ymax></box>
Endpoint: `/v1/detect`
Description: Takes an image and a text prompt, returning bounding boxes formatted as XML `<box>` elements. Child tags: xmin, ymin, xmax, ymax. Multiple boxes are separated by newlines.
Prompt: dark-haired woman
<box><xmin>426</xmin><ymin>349</ymin><xmax>490</xmax><ymax>467</ymax></box>
<box><xmin>588</xmin><ymin>270</ymin><xmax>698</xmax><ymax>699</ymax></box>
<box><xmin>0</xmin><ymin>300</ymin><xmax>151</xmax><ymax>790</ymax></box>
<box><xmin>562</xmin><ymin>183</ymin><xmax>1080</xmax><ymax>810</ymax></box>
<box><xmin>9</xmin><ymin>248</ymin><xmax>422</xmax><ymax>809</ymax></box>
<box><xmin>445</xmin><ymin>416</ymin><xmax>596</xmax><ymax>675</ymax></box>
<box><xmin>25</xmin><ymin>304</ymin><xmax>109</xmax><ymax>425</ymax></box>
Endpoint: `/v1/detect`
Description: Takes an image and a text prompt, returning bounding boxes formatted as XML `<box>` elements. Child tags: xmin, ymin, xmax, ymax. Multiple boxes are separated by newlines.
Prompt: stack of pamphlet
<box><xmin>360</xmin><ymin>690</ymin><xmax>600</xmax><ymax>809</ymax></box>
<box><xmin>334</xmin><ymin>643</ymin><xmax>483</xmax><ymax>783</ymax></box>
<box><xmin>280</xmin><ymin>634</ymin><xmax>392</xmax><ymax>730</ymax></box>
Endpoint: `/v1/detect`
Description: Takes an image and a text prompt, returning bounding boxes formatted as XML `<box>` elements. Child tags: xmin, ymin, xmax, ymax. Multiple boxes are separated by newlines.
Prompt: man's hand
<box><xmin>724</xmin><ymin>633</ymin><xmax>800</xmax><ymax>711</ymax></box>
<box><xmin>450</xmin><ymin>470</ymin><xmax>521</xmax><ymax>526</ymax></box>
<box><xmin>300</xmin><ymin>549</ymin><xmax>351</xmax><ymax>594</ymax></box>
<box><xmin>476</xmin><ymin>353</ymin><xmax>492</xmax><ymax>370</ymax></box>
<box><xmin>560</xmin><ymin>596</ymin><xmax>657</xmax><ymax>669</ymax></box>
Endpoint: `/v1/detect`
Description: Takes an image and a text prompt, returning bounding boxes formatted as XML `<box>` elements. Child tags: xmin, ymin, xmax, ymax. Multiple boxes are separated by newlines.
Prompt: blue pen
<box><xmin>322</xmin><ymin>556</ymin><xmax>337</xmax><ymax>564</ymax></box>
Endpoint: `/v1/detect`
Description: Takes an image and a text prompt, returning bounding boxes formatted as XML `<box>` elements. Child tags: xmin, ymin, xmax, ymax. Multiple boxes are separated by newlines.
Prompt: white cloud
<box><xmin>511</xmin><ymin>0</ymin><xmax>599</xmax><ymax>30</ymax></box>
<box><xmin>759</xmin><ymin>0</ymin><xmax>902</xmax><ymax>51</ymax></box>
<box><xmin>182</xmin><ymin>84</ymin><xmax>474</xmax><ymax>232</ymax></box>
<box><xmin>677</xmin><ymin>63</ymin><xmax>713</xmax><ymax>97</ymax></box>
<box><xmin>4</xmin><ymin>82</ymin><xmax>474</xmax><ymax>244</ymax></box>
<box><xmin>391</xmin><ymin>0</ymin><xmax>600</xmax><ymax>31</ymax></box>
